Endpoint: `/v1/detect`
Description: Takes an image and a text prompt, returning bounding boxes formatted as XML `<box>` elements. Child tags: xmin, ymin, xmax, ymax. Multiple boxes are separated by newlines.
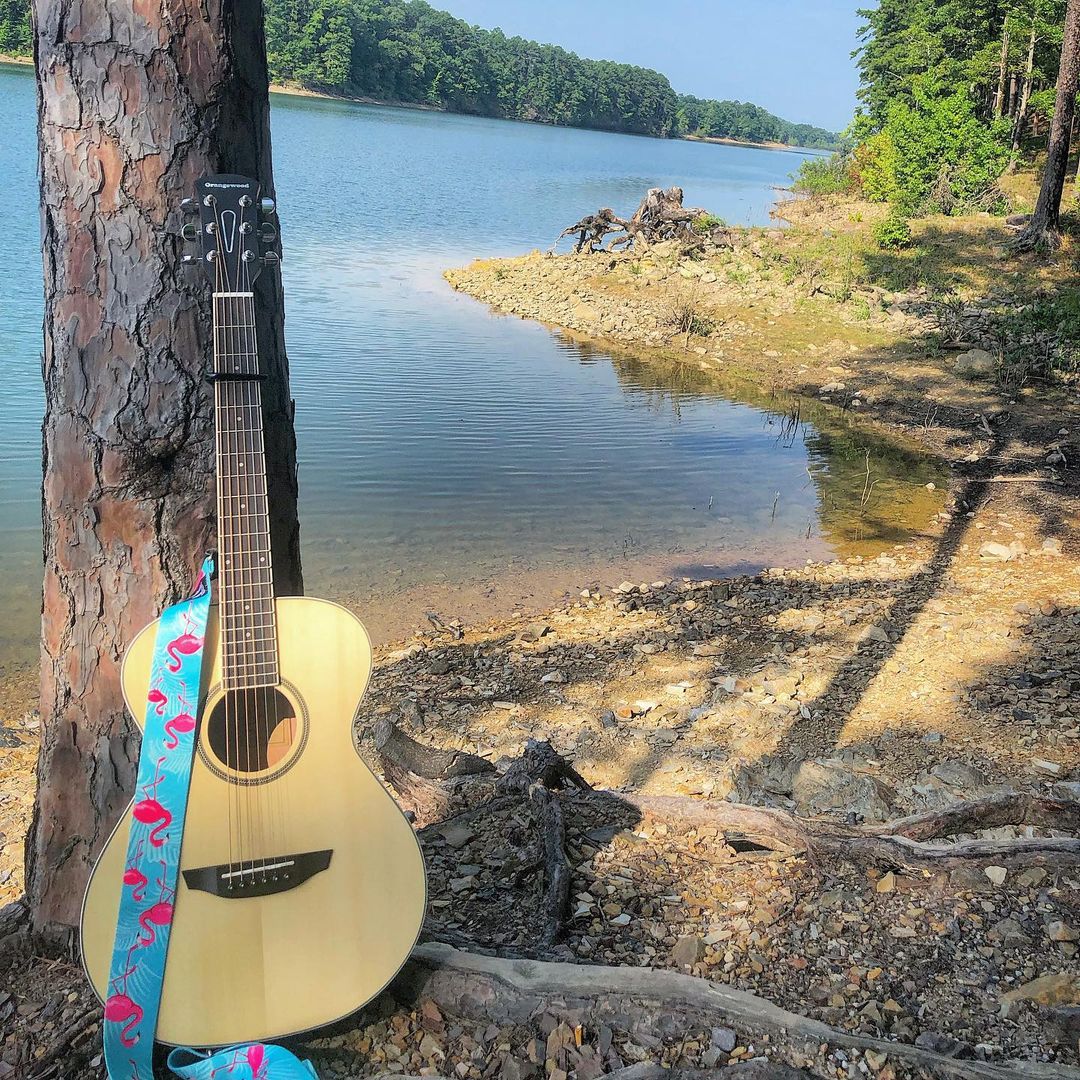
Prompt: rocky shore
<box><xmin>3</xmin><ymin>196</ymin><xmax>1080</xmax><ymax>1077</ymax></box>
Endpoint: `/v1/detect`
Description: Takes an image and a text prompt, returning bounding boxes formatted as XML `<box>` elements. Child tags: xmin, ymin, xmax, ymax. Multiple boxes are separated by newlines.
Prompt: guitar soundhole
<box><xmin>205</xmin><ymin>688</ymin><xmax>298</xmax><ymax>774</ymax></box>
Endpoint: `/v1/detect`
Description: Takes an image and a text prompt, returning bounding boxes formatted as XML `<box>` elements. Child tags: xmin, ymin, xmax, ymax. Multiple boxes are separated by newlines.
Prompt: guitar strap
<box><xmin>102</xmin><ymin>555</ymin><xmax>318</xmax><ymax>1080</ymax></box>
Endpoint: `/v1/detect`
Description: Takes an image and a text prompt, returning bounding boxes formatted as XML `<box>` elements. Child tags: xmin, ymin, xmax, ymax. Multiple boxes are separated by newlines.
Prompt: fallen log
<box><xmin>621</xmin><ymin>792</ymin><xmax>1080</xmax><ymax>870</ymax></box>
<box><xmin>395</xmin><ymin>943</ymin><xmax>1080</xmax><ymax>1080</ymax></box>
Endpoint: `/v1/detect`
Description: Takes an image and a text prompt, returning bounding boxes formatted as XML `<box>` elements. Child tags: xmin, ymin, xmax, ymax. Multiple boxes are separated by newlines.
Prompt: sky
<box><xmin>436</xmin><ymin>0</ymin><xmax>862</xmax><ymax>133</ymax></box>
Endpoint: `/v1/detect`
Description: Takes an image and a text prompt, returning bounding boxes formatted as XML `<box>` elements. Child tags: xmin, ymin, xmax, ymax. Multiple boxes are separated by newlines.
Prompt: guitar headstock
<box><xmin>181</xmin><ymin>174</ymin><xmax>280</xmax><ymax>290</ymax></box>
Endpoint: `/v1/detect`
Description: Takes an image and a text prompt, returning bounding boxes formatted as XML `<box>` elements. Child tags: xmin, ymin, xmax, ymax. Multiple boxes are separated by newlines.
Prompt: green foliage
<box><xmin>693</xmin><ymin>213</ymin><xmax>727</xmax><ymax>233</ymax></box>
<box><xmin>678</xmin><ymin>94</ymin><xmax>837</xmax><ymax>149</ymax></box>
<box><xmin>792</xmin><ymin>152</ymin><xmax>855</xmax><ymax>195</ymax></box>
<box><xmin>873</xmin><ymin>210</ymin><xmax>914</xmax><ymax>249</ymax></box>
<box><xmin>854</xmin><ymin>87</ymin><xmax>1009</xmax><ymax>213</ymax></box>
<box><xmin>259</xmin><ymin>0</ymin><xmax>839</xmax><ymax>143</ymax></box>
<box><xmin>851</xmin><ymin>0</ymin><xmax>1069</xmax><ymax>217</ymax></box>
<box><xmin>0</xmin><ymin>0</ymin><xmax>30</xmax><ymax>55</ymax></box>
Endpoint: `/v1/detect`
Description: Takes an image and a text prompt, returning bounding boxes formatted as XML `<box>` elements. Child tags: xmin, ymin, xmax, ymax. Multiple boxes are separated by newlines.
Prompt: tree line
<box><xmin>262</xmin><ymin>0</ymin><xmax>837</xmax><ymax>147</ymax></box>
<box><xmin>2</xmin><ymin>0</ymin><xmax>837</xmax><ymax>147</ymax></box>
<box><xmin>799</xmin><ymin>0</ymin><xmax>1079</xmax><ymax>244</ymax></box>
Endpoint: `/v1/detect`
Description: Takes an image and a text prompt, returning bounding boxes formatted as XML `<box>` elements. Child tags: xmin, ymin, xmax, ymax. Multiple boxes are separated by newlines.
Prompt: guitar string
<box><xmin>240</xmin><ymin>273</ymin><xmax>284</xmax><ymax>879</ymax></box>
<box><xmin>210</xmin><ymin>206</ymin><xmax>237</xmax><ymax>880</ymax></box>
<box><xmin>240</xmin><ymin>248</ymin><xmax>272</xmax><ymax>882</ymax></box>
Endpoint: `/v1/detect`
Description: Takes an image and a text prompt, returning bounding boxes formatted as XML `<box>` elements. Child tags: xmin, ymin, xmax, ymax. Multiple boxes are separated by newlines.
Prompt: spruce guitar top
<box><xmin>80</xmin><ymin>176</ymin><xmax>427</xmax><ymax>1047</ymax></box>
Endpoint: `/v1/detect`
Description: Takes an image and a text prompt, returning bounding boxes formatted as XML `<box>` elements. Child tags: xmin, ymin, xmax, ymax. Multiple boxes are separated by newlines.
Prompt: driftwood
<box><xmin>553</xmin><ymin>187</ymin><xmax>712</xmax><ymax>254</ymax></box>
<box><xmin>621</xmin><ymin>790</ymin><xmax>1080</xmax><ymax>870</ymax></box>
<box><xmin>394</xmin><ymin>943</ymin><xmax>1080</xmax><ymax>1080</ymax></box>
<box><xmin>373</xmin><ymin>716</ymin><xmax>495</xmax><ymax>826</ymax></box>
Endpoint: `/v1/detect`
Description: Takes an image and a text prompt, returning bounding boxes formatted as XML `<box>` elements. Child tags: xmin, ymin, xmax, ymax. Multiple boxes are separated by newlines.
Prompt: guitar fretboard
<box><xmin>213</xmin><ymin>292</ymin><xmax>279</xmax><ymax>690</ymax></box>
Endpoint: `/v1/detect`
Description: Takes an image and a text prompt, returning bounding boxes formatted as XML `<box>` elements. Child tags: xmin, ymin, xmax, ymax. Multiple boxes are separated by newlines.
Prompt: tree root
<box><xmin>620</xmin><ymin>791</ymin><xmax>1080</xmax><ymax>870</ymax></box>
<box><xmin>395</xmin><ymin>943</ymin><xmax>1080</xmax><ymax>1080</ymax></box>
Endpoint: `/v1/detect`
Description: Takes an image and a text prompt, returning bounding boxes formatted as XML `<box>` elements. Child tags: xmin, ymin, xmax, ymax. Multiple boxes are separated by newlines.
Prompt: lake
<box><xmin>0</xmin><ymin>63</ymin><xmax>943</xmax><ymax>668</ymax></box>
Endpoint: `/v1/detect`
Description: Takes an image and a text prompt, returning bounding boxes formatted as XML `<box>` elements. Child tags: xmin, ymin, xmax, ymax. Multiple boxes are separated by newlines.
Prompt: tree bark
<box><xmin>1008</xmin><ymin>19</ymin><xmax>1038</xmax><ymax>169</ymax></box>
<box><xmin>1013</xmin><ymin>0</ymin><xmax>1080</xmax><ymax>250</ymax></box>
<box><xmin>993</xmin><ymin>15</ymin><xmax>1010</xmax><ymax>120</ymax></box>
<box><xmin>27</xmin><ymin>0</ymin><xmax>303</xmax><ymax>941</ymax></box>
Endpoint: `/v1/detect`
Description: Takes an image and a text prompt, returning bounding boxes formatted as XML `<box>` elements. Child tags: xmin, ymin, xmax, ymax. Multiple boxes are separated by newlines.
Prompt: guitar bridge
<box><xmin>182</xmin><ymin>849</ymin><xmax>332</xmax><ymax>898</ymax></box>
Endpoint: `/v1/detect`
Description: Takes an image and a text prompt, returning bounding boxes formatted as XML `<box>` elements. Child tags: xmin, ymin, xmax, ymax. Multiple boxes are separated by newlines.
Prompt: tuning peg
<box><xmin>259</xmin><ymin>223</ymin><xmax>278</xmax><ymax>244</ymax></box>
<box><xmin>259</xmin><ymin>197</ymin><xmax>277</xmax><ymax>215</ymax></box>
<box><xmin>181</xmin><ymin>222</ymin><xmax>199</xmax><ymax>242</ymax></box>
<box><xmin>261</xmin><ymin>251</ymin><xmax>281</xmax><ymax>267</ymax></box>
<box><xmin>180</xmin><ymin>197</ymin><xmax>199</xmax><ymax>216</ymax></box>
<box><xmin>181</xmin><ymin>253</ymin><xmax>200</xmax><ymax>267</ymax></box>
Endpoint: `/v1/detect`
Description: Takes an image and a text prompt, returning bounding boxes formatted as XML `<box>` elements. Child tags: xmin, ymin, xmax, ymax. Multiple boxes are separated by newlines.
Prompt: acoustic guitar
<box><xmin>81</xmin><ymin>175</ymin><xmax>427</xmax><ymax>1047</ymax></box>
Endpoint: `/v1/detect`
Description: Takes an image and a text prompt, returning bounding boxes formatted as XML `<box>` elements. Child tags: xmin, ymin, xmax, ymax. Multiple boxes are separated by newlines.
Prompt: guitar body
<box><xmin>81</xmin><ymin>596</ymin><xmax>427</xmax><ymax>1047</ymax></box>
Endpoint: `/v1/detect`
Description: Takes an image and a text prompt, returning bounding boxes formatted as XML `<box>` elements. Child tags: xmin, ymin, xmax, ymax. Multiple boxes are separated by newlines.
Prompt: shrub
<box><xmin>792</xmin><ymin>152</ymin><xmax>854</xmax><ymax>196</ymax></box>
<box><xmin>873</xmin><ymin>211</ymin><xmax>913</xmax><ymax>250</ymax></box>
<box><xmin>854</xmin><ymin>85</ymin><xmax>1009</xmax><ymax>215</ymax></box>
<box><xmin>693</xmin><ymin>212</ymin><xmax>727</xmax><ymax>233</ymax></box>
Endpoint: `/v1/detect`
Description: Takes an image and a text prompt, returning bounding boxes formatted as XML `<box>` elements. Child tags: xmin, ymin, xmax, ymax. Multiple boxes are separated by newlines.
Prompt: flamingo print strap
<box><xmin>102</xmin><ymin>557</ymin><xmax>319</xmax><ymax>1080</ymax></box>
<box><xmin>103</xmin><ymin>556</ymin><xmax>215</xmax><ymax>1079</ymax></box>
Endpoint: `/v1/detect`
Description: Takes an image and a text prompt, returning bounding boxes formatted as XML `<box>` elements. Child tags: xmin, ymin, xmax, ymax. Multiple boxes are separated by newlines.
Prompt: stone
<box><xmin>1046</xmin><ymin>1007</ymin><xmax>1080</xmax><ymax>1051</ymax></box>
<box><xmin>1032</xmin><ymin>758</ymin><xmax>1063</xmax><ymax>776</ymax></box>
<box><xmin>1001</xmin><ymin>973</ymin><xmax>1080</xmax><ymax>1007</ymax></box>
<box><xmin>914</xmin><ymin>1032</ymin><xmax>969</xmax><ymax>1058</ymax></box>
<box><xmin>710</xmin><ymin>1026</ymin><xmax>738</xmax><ymax>1053</ymax></box>
<box><xmin>978</xmin><ymin>542</ymin><xmax>1014</xmax><ymax>562</ymax></box>
<box><xmin>1047</xmin><ymin>920</ymin><xmax>1080</xmax><ymax>943</ymax></box>
<box><xmin>671</xmin><ymin>934</ymin><xmax>707</xmax><ymax>968</ymax></box>
<box><xmin>875</xmin><ymin>871</ymin><xmax>896</xmax><ymax>893</ymax></box>
<box><xmin>984</xmin><ymin>865</ymin><xmax>1008</xmax><ymax>886</ymax></box>
<box><xmin>791</xmin><ymin>758</ymin><xmax>895</xmax><ymax>822</ymax></box>
<box><xmin>438</xmin><ymin>823</ymin><xmax>475</xmax><ymax>850</ymax></box>
<box><xmin>954</xmin><ymin>348</ymin><xmax>995</xmax><ymax>376</ymax></box>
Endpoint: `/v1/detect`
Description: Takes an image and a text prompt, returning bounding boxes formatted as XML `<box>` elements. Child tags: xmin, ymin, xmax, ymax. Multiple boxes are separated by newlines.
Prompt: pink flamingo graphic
<box><xmin>132</xmin><ymin>798</ymin><xmax>171</xmax><ymax>847</ymax></box>
<box><xmin>208</xmin><ymin>1044</ymin><xmax>270</xmax><ymax>1078</ymax></box>
<box><xmin>147</xmin><ymin>688</ymin><xmax>168</xmax><ymax>716</ymax></box>
<box><xmin>164</xmin><ymin>711</ymin><xmax>197</xmax><ymax>750</ymax></box>
<box><xmin>104</xmin><ymin>993</ymin><xmax>143</xmax><ymax>1048</ymax></box>
<box><xmin>165</xmin><ymin>632</ymin><xmax>203</xmax><ymax>673</ymax></box>
<box><xmin>136</xmin><ymin>900</ymin><xmax>174</xmax><ymax>947</ymax></box>
<box><xmin>122</xmin><ymin>865</ymin><xmax>148</xmax><ymax>902</ymax></box>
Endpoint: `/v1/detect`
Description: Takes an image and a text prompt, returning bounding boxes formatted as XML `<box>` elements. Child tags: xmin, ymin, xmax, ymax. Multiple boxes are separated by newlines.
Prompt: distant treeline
<box><xmin>264</xmin><ymin>0</ymin><xmax>837</xmax><ymax>147</ymax></box>
<box><xmin>0</xmin><ymin>0</ymin><xmax>837</xmax><ymax>149</ymax></box>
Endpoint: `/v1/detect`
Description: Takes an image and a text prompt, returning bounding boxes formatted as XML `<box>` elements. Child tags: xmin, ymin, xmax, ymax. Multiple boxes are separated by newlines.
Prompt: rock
<box><xmin>1047</xmin><ymin>920</ymin><xmax>1079</xmax><ymax>943</ymax></box>
<box><xmin>984</xmin><ymin>865</ymin><xmax>1008</xmax><ymax>886</ymax></box>
<box><xmin>864</xmin><ymin>1049</ymin><xmax>888</xmax><ymax>1071</ymax></box>
<box><xmin>914</xmin><ymin>1032</ymin><xmax>970</xmax><ymax>1058</ymax></box>
<box><xmin>1046</xmin><ymin>1007</ymin><xmax>1080</xmax><ymax>1051</ymax></box>
<box><xmin>540</xmin><ymin>670</ymin><xmax>565</xmax><ymax>685</ymax></box>
<box><xmin>921</xmin><ymin>731</ymin><xmax>944</xmax><ymax>746</ymax></box>
<box><xmin>671</xmin><ymin>934</ymin><xmax>707</xmax><ymax>968</ymax></box>
<box><xmin>978</xmin><ymin>542</ymin><xmax>1014</xmax><ymax>562</ymax></box>
<box><xmin>1053</xmin><ymin>781</ymin><xmax>1080</xmax><ymax>800</ymax></box>
<box><xmin>875</xmin><ymin>871</ymin><xmax>896</xmax><ymax>894</ymax></box>
<box><xmin>1032</xmin><ymin>758</ymin><xmax>1063</xmax><ymax>776</ymax></box>
<box><xmin>987</xmin><ymin>916</ymin><xmax>1029</xmax><ymax>948</ymax></box>
<box><xmin>1001</xmin><ymin>973</ymin><xmax>1080</xmax><ymax>1007</ymax></box>
<box><xmin>519</xmin><ymin>623</ymin><xmax>551</xmax><ymax>643</ymax></box>
<box><xmin>791</xmin><ymin>758</ymin><xmax>895</xmax><ymax>822</ymax></box>
<box><xmin>438</xmin><ymin>823</ymin><xmax>475</xmax><ymax>850</ymax></box>
<box><xmin>1047</xmin><ymin>449</ymin><xmax>1066</xmax><ymax>465</ymax></box>
<box><xmin>954</xmin><ymin>348</ymin><xmax>995</xmax><ymax>376</ymax></box>
<box><xmin>710</xmin><ymin>1026</ymin><xmax>738</xmax><ymax>1053</ymax></box>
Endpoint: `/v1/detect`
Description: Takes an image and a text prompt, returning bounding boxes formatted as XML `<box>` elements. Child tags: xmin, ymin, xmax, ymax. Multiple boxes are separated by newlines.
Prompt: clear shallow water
<box><xmin>0</xmin><ymin>64</ymin><xmax>942</xmax><ymax>664</ymax></box>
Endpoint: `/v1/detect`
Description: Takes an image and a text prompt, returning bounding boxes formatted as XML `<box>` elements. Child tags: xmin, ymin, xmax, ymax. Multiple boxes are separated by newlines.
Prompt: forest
<box><xmin>0</xmin><ymin>0</ymin><xmax>838</xmax><ymax>148</ymax></box>
<box><xmin>799</xmin><ymin>0</ymin><xmax>1078</xmax><ymax>224</ymax></box>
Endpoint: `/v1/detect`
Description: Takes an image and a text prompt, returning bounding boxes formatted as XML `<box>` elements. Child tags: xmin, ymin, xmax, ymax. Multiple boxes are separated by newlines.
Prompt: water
<box><xmin>0</xmin><ymin>64</ymin><xmax>943</xmax><ymax>665</ymax></box>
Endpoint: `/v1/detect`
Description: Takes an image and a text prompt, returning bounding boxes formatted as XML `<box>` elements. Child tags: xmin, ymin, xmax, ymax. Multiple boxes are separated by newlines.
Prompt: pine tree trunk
<box><xmin>1013</xmin><ymin>0</ymin><xmax>1080</xmax><ymax>249</ymax></box>
<box><xmin>27</xmin><ymin>0</ymin><xmax>303</xmax><ymax>942</ymax></box>
<box><xmin>1008</xmin><ymin>20</ymin><xmax>1038</xmax><ymax>169</ymax></box>
<box><xmin>993</xmin><ymin>16</ymin><xmax>1010</xmax><ymax>120</ymax></box>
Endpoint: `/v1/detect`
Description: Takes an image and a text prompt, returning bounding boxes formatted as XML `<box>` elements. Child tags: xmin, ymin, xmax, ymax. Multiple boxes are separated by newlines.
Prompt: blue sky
<box><xmin>437</xmin><ymin>0</ymin><xmax>862</xmax><ymax>132</ymax></box>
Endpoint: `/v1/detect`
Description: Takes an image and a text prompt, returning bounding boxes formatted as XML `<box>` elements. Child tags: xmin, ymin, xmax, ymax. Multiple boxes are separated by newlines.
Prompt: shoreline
<box><xmin>0</xmin><ymin>59</ymin><xmax>833</xmax><ymax>154</ymax></box>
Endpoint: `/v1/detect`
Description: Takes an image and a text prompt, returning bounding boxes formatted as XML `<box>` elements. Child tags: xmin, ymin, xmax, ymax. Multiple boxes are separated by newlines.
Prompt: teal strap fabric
<box><xmin>102</xmin><ymin>556</ymin><xmax>318</xmax><ymax>1080</ymax></box>
<box><xmin>167</xmin><ymin>1045</ymin><xmax>318</xmax><ymax>1079</ymax></box>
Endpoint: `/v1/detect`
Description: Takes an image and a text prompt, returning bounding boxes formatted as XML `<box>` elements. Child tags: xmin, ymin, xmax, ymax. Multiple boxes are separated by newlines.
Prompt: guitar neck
<box><xmin>212</xmin><ymin>291</ymin><xmax>279</xmax><ymax>690</ymax></box>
